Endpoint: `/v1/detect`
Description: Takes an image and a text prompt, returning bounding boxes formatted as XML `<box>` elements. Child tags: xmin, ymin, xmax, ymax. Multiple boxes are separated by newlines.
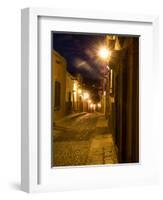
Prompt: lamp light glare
<box><xmin>99</xmin><ymin>47</ymin><xmax>111</xmax><ymax>59</ymax></box>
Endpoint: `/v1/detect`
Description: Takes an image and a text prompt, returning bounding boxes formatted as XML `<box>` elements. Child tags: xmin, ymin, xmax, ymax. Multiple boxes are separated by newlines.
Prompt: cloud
<box><xmin>85</xmin><ymin>49</ymin><xmax>95</xmax><ymax>59</ymax></box>
<box><xmin>74</xmin><ymin>58</ymin><xmax>93</xmax><ymax>72</ymax></box>
<box><xmin>73</xmin><ymin>58</ymin><xmax>102</xmax><ymax>80</ymax></box>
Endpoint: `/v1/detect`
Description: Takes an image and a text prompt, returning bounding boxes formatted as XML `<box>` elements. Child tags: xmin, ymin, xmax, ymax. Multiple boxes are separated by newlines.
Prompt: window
<box><xmin>56</xmin><ymin>59</ymin><xmax>61</xmax><ymax>64</ymax></box>
<box><xmin>54</xmin><ymin>81</ymin><xmax>61</xmax><ymax>110</ymax></box>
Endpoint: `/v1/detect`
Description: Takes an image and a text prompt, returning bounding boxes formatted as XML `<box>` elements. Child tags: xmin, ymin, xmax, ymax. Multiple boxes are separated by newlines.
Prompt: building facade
<box><xmin>52</xmin><ymin>50</ymin><xmax>67</xmax><ymax>121</ymax></box>
<box><xmin>65</xmin><ymin>72</ymin><xmax>74</xmax><ymax>115</ymax></box>
<box><xmin>105</xmin><ymin>35</ymin><xmax>139</xmax><ymax>163</ymax></box>
<box><xmin>52</xmin><ymin>50</ymin><xmax>104</xmax><ymax>124</ymax></box>
<box><xmin>52</xmin><ymin>50</ymin><xmax>87</xmax><ymax>123</ymax></box>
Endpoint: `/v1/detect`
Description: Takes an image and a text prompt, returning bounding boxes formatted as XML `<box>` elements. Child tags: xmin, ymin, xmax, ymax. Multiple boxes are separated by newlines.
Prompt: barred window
<box><xmin>54</xmin><ymin>81</ymin><xmax>61</xmax><ymax>110</ymax></box>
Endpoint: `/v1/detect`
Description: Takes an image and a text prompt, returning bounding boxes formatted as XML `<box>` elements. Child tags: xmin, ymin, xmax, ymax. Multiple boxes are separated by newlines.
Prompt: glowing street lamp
<box><xmin>98</xmin><ymin>47</ymin><xmax>111</xmax><ymax>60</ymax></box>
<box><xmin>98</xmin><ymin>46</ymin><xmax>111</xmax><ymax>115</ymax></box>
<box><xmin>78</xmin><ymin>89</ymin><xmax>82</xmax><ymax>94</ymax></box>
<box><xmin>90</xmin><ymin>103</ymin><xmax>93</xmax><ymax>109</ymax></box>
<box><xmin>83</xmin><ymin>92</ymin><xmax>89</xmax><ymax>100</ymax></box>
<box><xmin>97</xmin><ymin>103</ymin><xmax>101</xmax><ymax>108</ymax></box>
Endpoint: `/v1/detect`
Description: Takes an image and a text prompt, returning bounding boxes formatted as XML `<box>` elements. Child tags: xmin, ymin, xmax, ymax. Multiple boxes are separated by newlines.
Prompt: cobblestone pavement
<box><xmin>53</xmin><ymin>112</ymin><xmax>118</xmax><ymax>167</ymax></box>
<box><xmin>53</xmin><ymin>141</ymin><xmax>90</xmax><ymax>166</ymax></box>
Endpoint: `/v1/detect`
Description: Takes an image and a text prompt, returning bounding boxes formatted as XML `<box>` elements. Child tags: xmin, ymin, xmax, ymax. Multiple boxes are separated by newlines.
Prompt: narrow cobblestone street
<box><xmin>53</xmin><ymin>112</ymin><xmax>118</xmax><ymax>166</ymax></box>
<box><xmin>52</xmin><ymin>34</ymin><xmax>139</xmax><ymax>166</ymax></box>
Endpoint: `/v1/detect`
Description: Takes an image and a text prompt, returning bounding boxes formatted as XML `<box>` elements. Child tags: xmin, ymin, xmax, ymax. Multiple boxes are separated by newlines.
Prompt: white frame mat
<box><xmin>21</xmin><ymin>7</ymin><xmax>159</xmax><ymax>193</ymax></box>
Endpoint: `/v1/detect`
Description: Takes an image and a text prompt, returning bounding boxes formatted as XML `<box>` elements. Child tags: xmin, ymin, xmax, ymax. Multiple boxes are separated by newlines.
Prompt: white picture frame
<box><xmin>21</xmin><ymin>7</ymin><xmax>159</xmax><ymax>193</ymax></box>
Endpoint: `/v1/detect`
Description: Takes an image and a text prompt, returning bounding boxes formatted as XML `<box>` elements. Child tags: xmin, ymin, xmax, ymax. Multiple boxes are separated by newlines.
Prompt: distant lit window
<box><xmin>54</xmin><ymin>81</ymin><xmax>61</xmax><ymax>110</ymax></box>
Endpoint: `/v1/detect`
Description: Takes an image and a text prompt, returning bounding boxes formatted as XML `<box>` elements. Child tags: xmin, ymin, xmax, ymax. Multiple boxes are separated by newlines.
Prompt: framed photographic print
<box><xmin>21</xmin><ymin>8</ymin><xmax>159</xmax><ymax>193</ymax></box>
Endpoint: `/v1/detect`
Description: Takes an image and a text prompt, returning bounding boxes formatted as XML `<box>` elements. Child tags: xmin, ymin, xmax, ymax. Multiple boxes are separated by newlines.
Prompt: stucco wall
<box><xmin>52</xmin><ymin>50</ymin><xmax>67</xmax><ymax>120</ymax></box>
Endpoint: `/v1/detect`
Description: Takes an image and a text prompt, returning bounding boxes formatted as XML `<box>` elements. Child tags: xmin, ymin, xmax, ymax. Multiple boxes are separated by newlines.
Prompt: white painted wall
<box><xmin>0</xmin><ymin>0</ymin><xmax>162</xmax><ymax>199</ymax></box>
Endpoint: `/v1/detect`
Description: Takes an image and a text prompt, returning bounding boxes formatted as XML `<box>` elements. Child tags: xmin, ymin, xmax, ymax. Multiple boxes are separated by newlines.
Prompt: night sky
<box><xmin>52</xmin><ymin>33</ymin><xmax>107</xmax><ymax>86</ymax></box>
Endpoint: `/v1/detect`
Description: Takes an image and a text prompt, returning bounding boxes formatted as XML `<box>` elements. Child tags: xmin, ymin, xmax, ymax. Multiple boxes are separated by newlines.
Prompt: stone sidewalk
<box><xmin>87</xmin><ymin>134</ymin><xmax>118</xmax><ymax>165</ymax></box>
<box><xmin>87</xmin><ymin>115</ymin><xmax>118</xmax><ymax>165</ymax></box>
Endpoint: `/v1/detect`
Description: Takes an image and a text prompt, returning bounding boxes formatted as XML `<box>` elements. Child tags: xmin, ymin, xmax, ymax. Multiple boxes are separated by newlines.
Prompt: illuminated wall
<box><xmin>52</xmin><ymin>50</ymin><xmax>67</xmax><ymax>120</ymax></box>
